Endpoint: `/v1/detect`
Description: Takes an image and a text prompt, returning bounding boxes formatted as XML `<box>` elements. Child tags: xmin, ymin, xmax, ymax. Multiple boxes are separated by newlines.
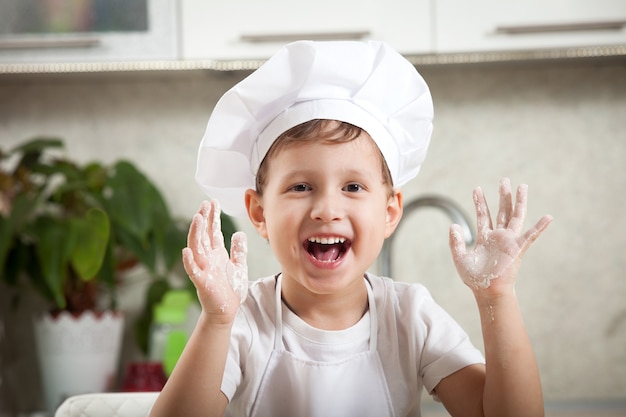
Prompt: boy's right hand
<box><xmin>182</xmin><ymin>200</ymin><xmax>248</xmax><ymax>325</ymax></box>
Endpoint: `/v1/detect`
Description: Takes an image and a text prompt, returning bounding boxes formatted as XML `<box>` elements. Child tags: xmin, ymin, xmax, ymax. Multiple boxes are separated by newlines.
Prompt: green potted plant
<box><xmin>0</xmin><ymin>137</ymin><xmax>236</xmax><ymax>411</ymax></box>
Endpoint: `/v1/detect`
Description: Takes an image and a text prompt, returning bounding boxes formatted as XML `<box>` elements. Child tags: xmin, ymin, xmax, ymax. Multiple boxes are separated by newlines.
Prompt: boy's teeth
<box><xmin>308</xmin><ymin>237</ymin><xmax>346</xmax><ymax>244</ymax></box>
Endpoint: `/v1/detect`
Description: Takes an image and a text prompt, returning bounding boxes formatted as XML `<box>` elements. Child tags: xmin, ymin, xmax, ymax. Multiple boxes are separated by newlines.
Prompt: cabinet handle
<box><xmin>240</xmin><ymin>31</ymin><xmax>370</xmax><ymax>43</ymax></box>
<box><xmin>495</xmin><ymin>20</ymin><xmax>626</xmax><ymax>34</ymax></box>
<box><xmin>0</xmin><ymin>36</ymin><xmax>100</xmax><ymax>50</ymax></box>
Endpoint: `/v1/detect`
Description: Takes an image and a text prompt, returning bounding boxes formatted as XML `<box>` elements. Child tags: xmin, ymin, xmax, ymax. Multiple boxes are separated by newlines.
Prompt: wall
<box><xmin>1</xmin><ymin>57</ymin><xmax>625</xmax><ymax>410</ymax></box>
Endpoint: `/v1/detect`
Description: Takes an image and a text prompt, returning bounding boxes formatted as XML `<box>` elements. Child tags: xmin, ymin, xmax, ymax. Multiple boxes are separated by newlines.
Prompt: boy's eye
<box><xmin>343</xmin><ymin>183</ymin><xmax>363</xmax><ymax>192</ymax></box>
<box><xmin>291</xmin><ymin>184</ymin><xmax>311</xmax><ymax>192</ymax></box>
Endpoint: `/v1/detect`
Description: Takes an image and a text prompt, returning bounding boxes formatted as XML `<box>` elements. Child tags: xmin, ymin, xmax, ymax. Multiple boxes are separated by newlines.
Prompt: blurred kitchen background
<box><xmin>0</xmin><ymin>0</ymin><xmax>625</xmax><ymax>416</ymax></box>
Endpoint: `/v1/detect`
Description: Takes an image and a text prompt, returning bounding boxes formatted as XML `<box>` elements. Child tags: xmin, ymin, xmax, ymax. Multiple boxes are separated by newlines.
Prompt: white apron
<box><xmin>249</xmin><ymin>275</ymin><xmax>395</xmax><ymax>417</ymax></box>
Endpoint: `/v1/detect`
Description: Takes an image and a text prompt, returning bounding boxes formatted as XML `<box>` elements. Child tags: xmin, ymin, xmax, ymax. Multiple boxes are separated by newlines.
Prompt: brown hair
<box><xmin>255</xmin><ymin>119</ymin><xmax>394</xmax><ymax>196</ymax></box>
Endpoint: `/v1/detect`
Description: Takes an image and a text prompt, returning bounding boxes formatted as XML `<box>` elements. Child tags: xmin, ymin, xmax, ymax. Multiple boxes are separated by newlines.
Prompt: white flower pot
<box><xmin>33</xmin><ymin>311</ymin><xmax>124</xmax><ymax>412</ymax></box>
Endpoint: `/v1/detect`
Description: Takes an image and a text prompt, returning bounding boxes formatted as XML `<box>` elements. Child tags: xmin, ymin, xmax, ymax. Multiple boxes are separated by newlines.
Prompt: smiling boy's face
<box><xmin>245</xmin><ymin>126</ymin><xmax>403</xmax><ymax>298</ymax></box>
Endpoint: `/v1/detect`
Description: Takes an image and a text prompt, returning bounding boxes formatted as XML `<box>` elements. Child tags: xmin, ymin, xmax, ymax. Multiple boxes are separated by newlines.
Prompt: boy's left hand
<box><xmin>448</xmin><ymin>178</ymin><xmax>552</xmax><ymax>294</ymax></box>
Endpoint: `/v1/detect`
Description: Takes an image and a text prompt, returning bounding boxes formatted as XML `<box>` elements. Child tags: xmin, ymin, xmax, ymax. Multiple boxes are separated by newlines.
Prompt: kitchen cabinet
<box><xmin>180</xmin><ymin>0</ymin><xmax>433</xmax><ymax>60</ymax></box>
<box><xmin>1</xmin><ymin>0</ymin><xmax>625</xmax><ymax>72</ymax></box>
<box><xmin>0</xmin><ymin>0</ymin><xmax>178</xmax><ymax>63</ymax></box>
<box><xmin>435</xmin><ymin>0</ymin><xmax>626</xmax><ymax>53</ymax></box>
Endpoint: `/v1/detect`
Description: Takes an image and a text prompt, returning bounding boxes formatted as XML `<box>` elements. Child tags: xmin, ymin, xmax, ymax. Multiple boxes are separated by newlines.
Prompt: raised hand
<box><xmin>182</xmin><ymin>200</ymin><xmax>248</xmax><ymax>322</ymax></box>
<box><xmin>449</xmin><ymin>178</ymin><xmax>552</xmax><ymax>293</ymax></box>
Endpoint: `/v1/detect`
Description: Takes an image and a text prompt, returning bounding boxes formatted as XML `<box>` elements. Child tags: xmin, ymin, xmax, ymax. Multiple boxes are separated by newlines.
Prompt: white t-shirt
<box><xmin>222</xmin><ymin>274</ymin><xmax>484</xmax><ymax>416</ymax></box>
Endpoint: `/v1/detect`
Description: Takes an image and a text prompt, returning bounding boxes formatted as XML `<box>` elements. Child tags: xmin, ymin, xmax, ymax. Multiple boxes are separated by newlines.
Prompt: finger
<box><xmin>230</xmin><ymin>231</ymin><xmax>248</xmax><ymax>266</ymax></box>
<box><xmin>519</xmin><ymin>214</ymin><xmax>553</xmax><ymax>255</ymax></box>
<box><xmin>208</xmin><ymin>200</ymin><xmax>225</xmax><ymax>250</ymax></box>
<box><xmin>508</xmin><ymin>184</ymin><xmax>529</xmax><ymax>234</ymax></box>
<box><xmin>189</xmin><ymin>201</ymin><xmax>211</xmax><ymax>256</ymax></box>
<box><xmin>198</xmin><ymin>199</ymin><xmax>212</xmax><ymax>216</ymax></box>
<box><xmin>449</xmin><ymin>224</ymin><xmax>467</xmax><ymax>260</ymax></box>
<box><xmin>187</xmin><ymin>213</ymin><xmax>207</xmax><ymax>260</ymax></box>
<box><xmin>182</xmin><ymin>247</ymin><xmax>204</xmax><ymax>287</ymax></box>
<box><xmin>230</xmin><ymin>231</ymin><xmax>249</xmax><ymax>303</ymax></box>
<box><xmin>473</xmin><ymin>187</ymin><xmax>493</xmax><ymax>241</ymax></box>
<box><xmin>496</xmin><ymin>177</ymin><xmax>513</xmax><ymax>228</ymax></box>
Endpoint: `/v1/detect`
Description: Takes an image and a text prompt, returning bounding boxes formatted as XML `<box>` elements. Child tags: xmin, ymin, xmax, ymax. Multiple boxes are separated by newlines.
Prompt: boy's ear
<box><xmin>245</xmin><ymin>189</ymin><xmax>268</xmax><ymax>238</ymax></box>
<box><xmin>384</xmin><ymin>189</ymin><xmax>403</xmax><ymax>238</ymax></box>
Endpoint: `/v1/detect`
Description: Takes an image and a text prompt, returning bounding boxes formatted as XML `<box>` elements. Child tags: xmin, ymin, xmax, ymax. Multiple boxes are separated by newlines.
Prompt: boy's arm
<box><xmin>435</xmin><ymin>178</ymin><xmax>552</xmax><ymax>417</ymax></box>
<box><xmin>150</xmin><ymin>200</ymin><xmax>248</xmax><ymax>417</ymax></box>
<box><xmin>150</xmin><ymin>315</ymin><xmax>231</xmax><ymax>417</ymax></box>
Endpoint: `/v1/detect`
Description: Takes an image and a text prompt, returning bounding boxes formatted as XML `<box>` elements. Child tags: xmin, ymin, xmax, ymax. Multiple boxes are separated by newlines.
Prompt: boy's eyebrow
<box><xmin>277</xmin><ymin>166</ymin><xmax>380</xmax><ymax>181</ymax></box>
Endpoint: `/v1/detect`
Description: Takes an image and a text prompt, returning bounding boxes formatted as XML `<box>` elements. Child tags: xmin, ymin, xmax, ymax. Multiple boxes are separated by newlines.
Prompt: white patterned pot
<box><xmin>33</xmin><ymin>311</ymin><xmax>124</xmax><ymax>412</ymax></box>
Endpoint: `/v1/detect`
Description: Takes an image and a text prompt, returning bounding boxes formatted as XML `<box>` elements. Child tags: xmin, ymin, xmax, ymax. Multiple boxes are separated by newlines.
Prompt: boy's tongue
<box><xmin>311</xmin><ymin>243</ymin><xmax>341</xmax><ymax>262</ymax></box>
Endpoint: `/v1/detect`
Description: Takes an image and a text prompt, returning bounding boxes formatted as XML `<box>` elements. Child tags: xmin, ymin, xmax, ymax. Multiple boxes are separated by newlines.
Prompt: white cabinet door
<box><xmin>180</xmin><ymin>0</ymin><xmax>432</xmax><ymax>60</ymax></box>
<box><xmin>435</xmin><ymin>0</ymin><xmax>626</xmax><ymax>53</ymax></box>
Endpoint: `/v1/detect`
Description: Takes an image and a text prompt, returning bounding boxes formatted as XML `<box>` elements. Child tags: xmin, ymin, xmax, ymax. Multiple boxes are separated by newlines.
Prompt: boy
<box><xmin>150</xmin><ymin>40</ymin><xmax>552</xmax><ymax>417</ymax></box>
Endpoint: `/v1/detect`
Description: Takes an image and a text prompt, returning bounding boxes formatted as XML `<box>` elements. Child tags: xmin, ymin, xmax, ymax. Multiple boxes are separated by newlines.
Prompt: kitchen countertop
<box><xmin>423</xmin><ymin>411</ymin><xmax>626</xmax><ymax>417</ymax></box>
<box><xmin>421</xmin><ymin>400</ymin><xmax>626</xmax><ymax>417</ymax></box>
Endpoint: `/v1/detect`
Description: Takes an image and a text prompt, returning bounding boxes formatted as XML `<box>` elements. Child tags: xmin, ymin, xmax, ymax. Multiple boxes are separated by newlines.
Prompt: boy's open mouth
<box><xmin>304</xmin><ymin>236</ymin><xmax>351</xmax><ymax>262</ymax></box>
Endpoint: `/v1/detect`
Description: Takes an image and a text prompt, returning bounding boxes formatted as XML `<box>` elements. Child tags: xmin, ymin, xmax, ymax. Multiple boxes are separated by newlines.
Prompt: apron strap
<box><xmin>274</xmin><ymin>275</ymin><xmax>284</xmax><ymax>350</ymax></box>
<box><xmin>365</xmin><ymin>278</ymin><xmax>378</xmax><ymax>352</ymax></box>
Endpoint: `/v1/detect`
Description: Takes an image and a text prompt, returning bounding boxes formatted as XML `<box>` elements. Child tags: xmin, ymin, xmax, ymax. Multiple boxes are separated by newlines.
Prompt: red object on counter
<box><xmin>121</xmin><ymin>361</ymin><xmax>167</xmax><ymax>392</ymax></box>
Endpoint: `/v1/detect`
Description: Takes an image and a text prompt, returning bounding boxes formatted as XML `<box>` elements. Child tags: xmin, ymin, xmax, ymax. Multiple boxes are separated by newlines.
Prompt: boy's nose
<box><xmin>310</xmin><ymin>191</ymin><xmax>344</xmax><ymax>222</ymax></box>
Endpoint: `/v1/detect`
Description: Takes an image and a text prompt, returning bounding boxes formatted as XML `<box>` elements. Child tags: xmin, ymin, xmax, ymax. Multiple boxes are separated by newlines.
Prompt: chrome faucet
<box><xmin>378</xmin><ymin>195</ymin><xmax>475</xmax><ymax>278</ymax></box>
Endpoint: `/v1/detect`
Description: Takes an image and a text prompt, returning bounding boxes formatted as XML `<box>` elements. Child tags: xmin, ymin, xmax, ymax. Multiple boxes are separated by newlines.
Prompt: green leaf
<box><xmin>70</xmin><ymin>208</ymin><xmax>110</xmax><ymax>281</ymax></box>
<box><xmin>33</xmin><ymin>216</ymin><xmax>74</xmax><ymax>309</ymax></box>
<box><xmin>10</xmin><ymin>137</ymin><xmax>64</xmax><ymax>156</ymax></box>
<box><xmin>10</xmin><ymin>187</ymin><xmax>44</xmax><ymax>232</ymax></box>
<box><xmin>103</xmin><ymin>161</ymin><xmax>156</xmax><ymax>245</ymax></box>
<box><xmin>11</xmin><ymin>137</ymin><xmax>65</xmax><ymax>173</ymax></box>
<box><xmin>161</xmin><ymin>219</ymin><xmax>187</xmax><ymax>272</ymax></box>
<box><xmin>0</xmin><ymin>215</ymin><xmax>12</xmax><ymax>275</ymax></box>
<box><xmin>5</xmin><ymin>244</ymin><xmax>28</xmax><ymax>287</ymax></box>
<box><xmin>103</xmin><ymin>160</ymin><xmax>179</xmax><ymax>274</ymax></box>
<box><xmin>96</xmin><ymin>238</ymin><xmax>117</xmax><ymax>289</ymax></box>
<box><xmin>114</xmin><ymin>225</ymin><xmax>157</xmax><ymax>273</ymax></box>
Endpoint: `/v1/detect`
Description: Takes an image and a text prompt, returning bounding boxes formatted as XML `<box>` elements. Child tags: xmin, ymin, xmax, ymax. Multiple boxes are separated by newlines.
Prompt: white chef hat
<box><xmin>195</xmin><ymin>40</ymin><xmax>433</xmax><ymax>217</ymax></box>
